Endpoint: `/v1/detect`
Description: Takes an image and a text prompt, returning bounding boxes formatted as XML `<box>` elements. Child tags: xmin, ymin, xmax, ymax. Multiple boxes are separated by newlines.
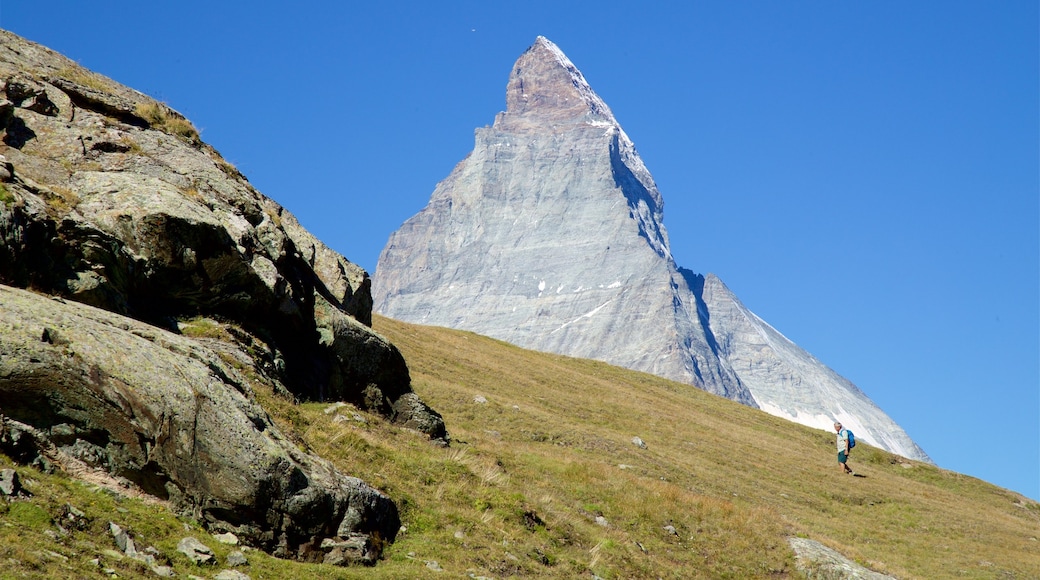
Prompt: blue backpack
<box><xmin>846</xmin><ymin>429</ymin><xmax>856</xmax><ymax>449</ymax></box>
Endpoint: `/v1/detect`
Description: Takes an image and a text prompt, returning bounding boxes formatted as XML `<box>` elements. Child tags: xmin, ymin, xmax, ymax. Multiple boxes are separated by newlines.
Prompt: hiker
<box><xmin>834</xmin><ymin>422</ymin><xmax>854</xmax><ymax>475</ymax></box>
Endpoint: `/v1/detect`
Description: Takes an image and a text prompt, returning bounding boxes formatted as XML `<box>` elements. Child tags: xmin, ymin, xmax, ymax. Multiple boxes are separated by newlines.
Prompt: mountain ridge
<box><xmin>375</xmin><ymin>36</ymin><xmax>930</xmax><ymax>462</ymax></box>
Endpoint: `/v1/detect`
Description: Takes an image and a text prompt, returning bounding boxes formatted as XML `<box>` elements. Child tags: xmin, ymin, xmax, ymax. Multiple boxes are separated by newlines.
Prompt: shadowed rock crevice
<box><xmin>680</xmin><ymin>268</ymin><xmax>721</xmax><ymax>358</ymax></box>
<box><xmin>610</xmin><ymin>131</ymin><xmax>668</xmax><ymax>259</ymax></box>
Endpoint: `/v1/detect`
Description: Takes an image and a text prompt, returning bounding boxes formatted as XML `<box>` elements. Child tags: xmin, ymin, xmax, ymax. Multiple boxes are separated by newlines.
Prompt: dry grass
<box><xmin>41</xmin><ymin>185</ymin><xmax>79</xmax><ymax>215</ymax></box>
<box><xmin>366</xmin><ymin>315</ymin><xmax>1040</xmax><ymax>579</ymax></box>
<box><xmin>55</xmin><ymin>65</ymin><xmax>114</xmax><ymax>93</ymax></box>
<box><xmin>134</xmin><ymin>102</ymin><xmax>200</xmax><ymax>145</ymax></box>
<box><xmin>1</xmin><ymin>314</ymin><xmax>1037</xmax><ymax>578</ymax></box>
<box><xmin>118</xmin><ymin>134</ymin><xmax>143</xmax><ymax>155</ymax></box>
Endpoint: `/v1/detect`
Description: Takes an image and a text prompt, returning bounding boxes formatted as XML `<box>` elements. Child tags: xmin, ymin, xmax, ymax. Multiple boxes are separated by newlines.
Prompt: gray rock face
<box><xmin>375</xmin><ymin>36</ymin><xmax>929</xmax><ymax>462</ymax></box>
<box><xmin>0</xmin><ymin>285</ymin><xmax>399</xmax><ymax>561</ymax></box>
<box><xmin>376</xmin><ymin>36</ymin><xmax>752</xmax><ymax>405</ymax></box>
<box><xmin>0</xmin><ymin>28</ymin><xmax>444</xmax><ymax>564</ymax></box>
<box><xmin>0</xmin><ymin>29</ymin><xmax>444</xmax><ymax>441</ymax></box>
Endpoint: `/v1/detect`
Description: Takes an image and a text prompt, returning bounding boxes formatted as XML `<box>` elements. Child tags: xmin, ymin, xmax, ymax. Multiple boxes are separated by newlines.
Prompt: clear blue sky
<box><xmin>6</xmin><ymin>2</ymin><xmax>1037</xmax><ymax>500</ymax></box>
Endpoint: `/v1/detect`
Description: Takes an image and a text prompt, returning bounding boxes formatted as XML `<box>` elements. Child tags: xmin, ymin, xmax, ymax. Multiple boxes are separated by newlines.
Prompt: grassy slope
<box><xmin>1</xmin><ymin>315</ymin><xmax>1037</xmax><ymax>579</ymax></box>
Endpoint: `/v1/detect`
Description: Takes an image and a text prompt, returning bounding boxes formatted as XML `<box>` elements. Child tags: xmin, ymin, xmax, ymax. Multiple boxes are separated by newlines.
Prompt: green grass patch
<box><xmin>177</xmin><ymin>316</ymin><xmax>231</xmax><ymax>339</ymax></box>
<box><xmin>7</xmin><ymin>501</ymin><xmax>52</xmax><ymax>530</ymax></box>
<box><xmin>0</xmin><ymin>183</ymin><xmax>14</xmax><ymax>207</ymax></box>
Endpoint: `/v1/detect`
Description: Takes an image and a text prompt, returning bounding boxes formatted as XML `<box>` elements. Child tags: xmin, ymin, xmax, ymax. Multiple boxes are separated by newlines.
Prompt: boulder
<box><xmin>0</xmin><ymin>284</ymin><xmax>399</xmax><ymax>561</ymax></box>
<box><xmin>226</xmin><ymin>550</ymin><xmax>248</xmax><ymax>567</ymax></box>
<box><xmin>178</xmin><ymin>537</ymin><xmax>215</xmax><ymax>565</ymax></box>
<box><xmin>0</xmin><ymin>468</ymin><xmax>22</xmax><ymax>496</ymax></box>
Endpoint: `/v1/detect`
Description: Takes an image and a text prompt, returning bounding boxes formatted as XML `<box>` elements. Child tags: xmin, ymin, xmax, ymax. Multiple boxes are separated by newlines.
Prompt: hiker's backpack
<box><xmin>846</xmin><ymin>429</ymin><xmax>856</xmax><ymax>449</ymax></box>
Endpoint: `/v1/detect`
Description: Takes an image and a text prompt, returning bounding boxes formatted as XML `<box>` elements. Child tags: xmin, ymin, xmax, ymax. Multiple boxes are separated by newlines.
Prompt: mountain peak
<box><xmin>376</xmin><ymin>36</ymin><xmax>931</xmax><ymax>464</ymax></box>
<box><xmin>500</xmin><ymin>36</ymin><xmax>614</xmax><ymax>127</ymax></box>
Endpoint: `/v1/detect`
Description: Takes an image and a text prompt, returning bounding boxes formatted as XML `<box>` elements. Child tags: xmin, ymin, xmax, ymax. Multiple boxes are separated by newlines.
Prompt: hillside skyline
<box><xmin>3</xmin><ymin>2</ymin><xmax>1036</xmax><ymax>500</ymax></box>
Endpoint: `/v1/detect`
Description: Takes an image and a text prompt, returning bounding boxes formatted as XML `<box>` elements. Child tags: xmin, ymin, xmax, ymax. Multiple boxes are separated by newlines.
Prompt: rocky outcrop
<box><xmin>0</xmin><ymin>285</ymin><xmax>398</xmax><ymax>563</ymax></box>
<box><xmin>375</xmin><ymin>36</ymin><xmax>929</xmax><ymax>462</ymax></box>
<box><xmin>0</xmin><ymin>28</ymin><xmax>443</xmax><ymax>563</ymax></box>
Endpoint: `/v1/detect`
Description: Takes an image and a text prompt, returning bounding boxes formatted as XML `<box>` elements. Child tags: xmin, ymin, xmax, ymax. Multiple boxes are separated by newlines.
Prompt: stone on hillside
<box><xmin>375</xmin><ymin>36</ymin><xmax>928</xmax><ymax>462</ymax></box>
<box><xmin>109</xmin><ymin>524</ymin><xmax>170</xmax><ymax>571</ymax></box>
<box><xmin>226</xmin><ymin>550</ymin><xmax>248</xmax><ymax>567</ymax></box>
<box><xmin>0</xmin><ymin>468</ymin><xmax>22</xmax><ymax>496</ymax></box>
<box><xmin>324</xmin><ymin>402</ymin><xmax>348</xmax><ymax>415</ymax></box>
<box><xmin>392</xmin><ymin>392</ymin><xmax>447</xmax><ymax>441</ymax></box>
<box><xmin>109</xmin><ymin>522</ymin><xmax>134</xmax><ymax>556</ymax></box>
<box><xmin>60</xmin><ymin>503</ymin><xmax>90</xmax><ymax>531</ymax></box>
<box><xmin>213</xmin><ymin>532</ymin><xmax>239</xmax><ymax>545</ymax></box>
<box><xmin>321</xmin><ymin>534</ymin><xmax>377</xmax><ymax>566</ymax></box>
<box><xmin>178</xmin><ymin>537</ymin><xmax>215</xmax><ymax>565</ymax></box>
<box><xmin>788</xmin><ymin>537</ymin><xmax>896</xmax><ymax>579</ymax></box>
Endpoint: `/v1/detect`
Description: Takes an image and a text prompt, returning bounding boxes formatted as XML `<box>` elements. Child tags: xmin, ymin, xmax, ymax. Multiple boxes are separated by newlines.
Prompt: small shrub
<box><xmin>118</xmin><ymin>135</ymin><xmax>143</xmax><ymax>154</ymax></box>
<box><xmin>134</xmin><ymin>102</ymin><xmax>167</xmax><ymax>126</ymax></box>
<box><xmin>0</xmin><ymin>183</ymin><xmax>14</xmax><ymax>207</ymax></box>
<box><xmin>178</xmin><ymin>317</ymin><xmax>231</xmax><ymax>340</ymax></box>
<box><xmin>264</xmin><ymin>206</ymin><xmax>284</xmax><ymax>228</ymax></box>
<box><xmin>55</xmin><ymin>66</ymin><xmax>112</xmax><ymax>92</ymax></box>
<box><xmin>134</xmin><ymin>102</ymin><xmax>200</xmax><ymax>145</ymax></box>
<box><xmin>44</xmin><ymin>186</ymin><xmax>79</xmax><ymax>214</ymax></box>
<box><xmin>183</xmin><ymin>187</ymin><xmax>205</xmax><ymax>203</ymax></box>
<box><xmin>217</xmin><ymin>159</ymin><xmax>242</xmax><ymax>178</ymax></box>
<box><xmin>164</xmin><ymin>116</ymin><xmax>200</xmax><ymax>141</ymax></box>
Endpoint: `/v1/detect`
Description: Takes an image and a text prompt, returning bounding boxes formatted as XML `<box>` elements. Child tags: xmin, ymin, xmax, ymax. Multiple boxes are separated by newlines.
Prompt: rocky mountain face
<box><xmin>375</xmin><ymin>37</ymin><xmax>930</xmax><ymax>462</ymax></box>
<box><xmin>0</xmin><ymin>29</ymin><xmax>444</xmax><ymax>565</ymax></box>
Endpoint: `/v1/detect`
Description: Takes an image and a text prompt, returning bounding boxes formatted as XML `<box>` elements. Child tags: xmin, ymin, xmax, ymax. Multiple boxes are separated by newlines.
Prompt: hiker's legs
<box><xmin>838</xmin><ymin>451</ymin><xmax>852</xmax><ymax>474</ymax></box>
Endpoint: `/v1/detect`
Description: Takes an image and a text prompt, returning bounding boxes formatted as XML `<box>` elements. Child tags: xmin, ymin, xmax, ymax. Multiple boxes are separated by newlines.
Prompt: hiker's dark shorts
<box><xmin>838</xmin><ymin>451</ymin><xmax>848</xmax><ymax>464</ymax></box>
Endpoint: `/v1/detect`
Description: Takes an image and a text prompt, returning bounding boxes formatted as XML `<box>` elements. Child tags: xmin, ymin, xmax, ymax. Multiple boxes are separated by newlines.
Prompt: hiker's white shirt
<box><xmin>836</xmin><ymin>429</ymin><xmax>850</xmax><ymax>452</ymax></box>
